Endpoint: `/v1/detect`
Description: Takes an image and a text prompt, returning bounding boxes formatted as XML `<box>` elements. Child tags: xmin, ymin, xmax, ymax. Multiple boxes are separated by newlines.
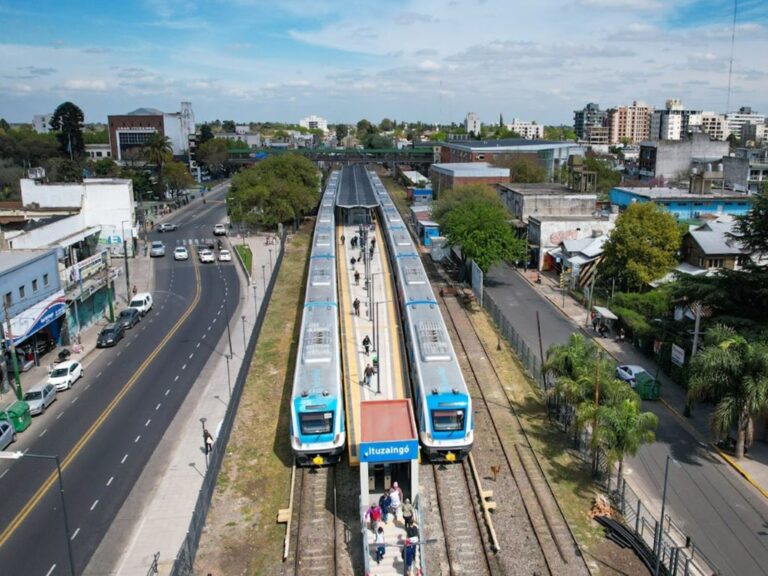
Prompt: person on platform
<box><xmin>364</xmin><ymin>364</ymin><xmax>374</xmax><ymax>387</ymax></box>
<box><xmin>362</xmin><ymin>335</ymin><xmax>371</xmax><ymax>355</ymax></box>
<box><xmin>379</xmin><ymin>492</ymin><xmax>392</xmax><ymax>524</ymax></box>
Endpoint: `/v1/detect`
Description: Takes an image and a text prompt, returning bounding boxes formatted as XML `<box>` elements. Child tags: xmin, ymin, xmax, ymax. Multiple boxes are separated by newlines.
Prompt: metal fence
<box><xmin>169</xmin><ymin>231</ymin><xmax>287</xmax><ymax>576</ymax></box>
<box><xmin>481</xmin><ymin>289</ymin><xmax>721</xmax><ymax>576</ymax></box>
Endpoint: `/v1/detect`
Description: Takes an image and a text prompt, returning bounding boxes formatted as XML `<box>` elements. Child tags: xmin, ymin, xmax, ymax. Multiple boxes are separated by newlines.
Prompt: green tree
<box><xmin>49</xmin><ymin>101</ymin><xmax>85</xmax><ymax>158</ymax></box>
<box><xmin>436</xmin><ymin>187</ymin><xmax>525</xmax><ymax>273</ymax></box>
<box><xmin>366</xmin><ymin>134</ymin><xmax>393</xmax><ymax>149</ymax></box>
<box><xmin>46</xmin><ymin>157</ymin><xmax>82</xmax><ymax>182</ymax></box>
<box><xmin>601</xmin><ymin>203</ymin><xmax>681</xmax><ymax>291</ymax></box>
<box><xmin>0</xmin><ymin>159</ymin><xmax>24</xmax><ymax>199</ymax></box>
<box><xmin>199</xmin><ymin>123</ymin><xmax>215</xmax><ymax>144</ymax></box>
<box><xmin>163</xmin><ymin>161</ymin><xmax>195</xmax><ymax>197</ymax></box>
<box><xmin>379</xmin><ymin>118</ymin><xmax>394</xmax><ymax>132</ymax></box>
<box><xmin>584</xmin><ymin>156</ymin><xmax>621</xmax><ymax>195</ymax></box>
<box><xmin>0</xmin><ymin>119</ymin><xmax>10</xmax><ymax>132</ymax></box>
<box><xmin>732</xmin><ymin>187</ymin><xmax>768</xmax><ymax>254</ymax></box>
<box><xmin>121</xmin><ymin>168</ymin><xmax>153</xmax><ymax>201</ymax></box>
<box><xmin>222</xmin><ymin>120</ymin><xmax>236</xmax><ymax>133</ymax></box>
<box><xmin>197</xmin><ymin>138</ymin><xmax>229</xmax><ymax>175</ymax></box>
<box><xmin>494</xmin><ymin>155</ymin><xmax>547</xmax><ymax>183</ymax></box>
<box><xmin>144</xmin><ymin>133</ymin><xmax>173</xmax><ymax>189</ymax></box>
<box><xmin>229</xmin><ymin>154</ymin><xmax>319</xmax><ymax>227</ymax></box>
<box><xmin>83</xmin><ymin>129</ymin><xmax>109</xmax><ymax>145</ymax></box>
<box><xmin>544</xmin><ymin>125</ymin><xmax>577</xmax><ymax>141</ymax></box>
<box><xmin>688</xmin><ymin>325</ymin><xmax>768</xmax><ymax>459</ymax></box>
<box><xmin>356</xmin><ymin>119</ymin><xmax>377</xmax><ymax>139</ymax></box>
<box><xmin>335</xmin><ymin>124</ymin><xmax>349</xmax><ymax>144</ymax></box>
<box><xmin>91</xmin><ymin>157</ymin><xmax>119</xmax><ymax>177</ymax></box>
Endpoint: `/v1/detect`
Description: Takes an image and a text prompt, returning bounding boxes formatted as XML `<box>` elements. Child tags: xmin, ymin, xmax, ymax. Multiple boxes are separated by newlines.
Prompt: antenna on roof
<box><xmin>725</xmin><ymin>0</ymin><xmax>738</xmax><ymax>114</ymax></box>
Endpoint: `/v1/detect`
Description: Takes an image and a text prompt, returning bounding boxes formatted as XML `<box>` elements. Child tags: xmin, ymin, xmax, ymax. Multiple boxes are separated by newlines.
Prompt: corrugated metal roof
<box><xmin>430</xmin><ymin>162</ymin><xmax>510</xmax><ymax>178</ymax></box>
<box><xmin>335</xmin><ymin>165</ymin><xmax>379</xmax><ymax>208</ymax></box>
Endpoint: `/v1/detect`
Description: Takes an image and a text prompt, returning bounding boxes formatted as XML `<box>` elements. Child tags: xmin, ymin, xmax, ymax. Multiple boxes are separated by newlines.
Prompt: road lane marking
<box><xmin>196</xmin><ymin>343</ymin><xmax>201</xmax><ymax>348</ymax></box>
<box><xmin>164</xmin><ymin>389</ymin><xmax>170</xmax><ymax>396</ymax></box>
<box><xmin>97</xmin><ymin>372</ymin><xmax>103</xmax><ymax>378</ymax></box>
<box><xmin>174</xmin><ymin>375</ymin><xmax>179</xmax><ymax>382</ymax></box>
<box><xmin>84</xmin><ymin>384</ymin><xmax>91</xmax><ymax>390</ymax></box>
<box><xmin>207</xmin><ymin>326</ymin><xmax>212</xmax><ymax>331</ymax></box>
<box><xmin>156</xmin><ymin>403</ymin><xmax>161</xmax><ymax>410</ymax></box>
<box><xmin>126</xmin><ymin>342</ymin><xmax>131</xmax><ymax>348</ymax></box>
<box><xmin>90</xmin><ymin>499</ymin><xmax>99</xmax><ymax>511</ymax></box>
<box><xmin>121</xmin><ymin>454</ymin><xmax>128</xmax><ymax>464</ymax></box>
<box><xmin>71</xmin><ymin>396</ymin><xmax>79</xmax><ymax>405</ymax></box>
<box><xmin>188</xmin><ymin>353</ymin><xmax>194</xmax><ymax>359</ymax></box>
<box><xmin>39</xmin><ymin>429</ymin><xmax>48</xmax><ymax>438</ymax></box>
<box><xmin>0</xmin><ymin>470</ymin><xmax>8</xmax><ymax>480</ymax></box>
<box><xmin>182</xmin><ymin>364</ymin><xmax>187</xmax><ymax>370</ymax></box>
<box><xmin>107</xmin><ymin>361</ymin><xmax>113</xmax><ymax>366</ymax></box>
<box><xmin>145</xmin><ymin>419</ymin><xmax>151</xmax><ymax>427</ymax></box>
<box><xmin>0</xmin><ymin>216</ymin><xmax>204</xmax><ymax>549</ymax></box>
<box><xmin>56</xmin><ymin>412</ymin><xmax>64</xmax><ymax>420</ymax></box>
<box><xmin>106</xmin><ymin>476</ymin><xmax>113</xmax><ymax>486</ymax></box>
<box><xmin>71</xmin><ymin>528</ymin><xmax>80</xmax><ymax>541</ymax></box>
<box><xmin>134</xmin><ymin>435</ymin><xmax>141</xmax><ymax>443</ymax></box>
<box><xmin>45</xmin><ymin>564</ymin><xmax>56</xmax><ymax>576</ymax></box>
<box><xmin>202</xmin><ymin>334</ymin><xmax>206</xmax><ymax>339</ymax></box>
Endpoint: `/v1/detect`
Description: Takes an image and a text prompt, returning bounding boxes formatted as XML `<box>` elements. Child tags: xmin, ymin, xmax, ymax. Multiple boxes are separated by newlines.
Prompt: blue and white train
<box><xmin>366</xmin><ymin>167</ymin><xmax>474</xmax><ymax>461</ymax></box>
<box><xmin>290</xmin><ymin>171</ymin><xmax>345</xmax><ymax>466</ymax></box>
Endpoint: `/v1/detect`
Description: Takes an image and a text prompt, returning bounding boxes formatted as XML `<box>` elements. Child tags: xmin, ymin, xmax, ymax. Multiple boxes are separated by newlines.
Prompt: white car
<box><xmin>0</xmin><ymin>420</ymin><xmax>16</xmax><ymax>451</ymax></box>
<box><xmin>615</xmin><ymin>364</ymin><xmax>648</xmax><ymax>388</ymax></box>
<box><xmin>174</xmin><ymin>247</ymin><xmax>189</xmax><ymax>261</ymax></box>
<box><xmin>47</xmin><ymin>360</ymin><xmax>84</xmax><ymax>391</ymax></box>
<box><xmin>213</xmin><ymin>224</ymin><xmax>227</xmax><ymax>236</ymax></box>
<box><xmin>218</xmin><ymin>249</ymin><xmax>232</xmax><ymax>262</ymax></box>
<box><xmin>24</xmin><ymin>383</ymin><xmax>57</xmax><ymax>416</ymax></box>
<box><xmin>199</xmin><ymin>249</ymin><xmax>215</xmax><ymax>263</ymax></box>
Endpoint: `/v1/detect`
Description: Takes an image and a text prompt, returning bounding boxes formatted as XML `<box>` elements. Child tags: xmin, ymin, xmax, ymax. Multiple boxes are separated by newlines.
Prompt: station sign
<box><xmin>359</xmin><ymin>439</ymin><xmax>419</xmax><ymax>463</ymax></box>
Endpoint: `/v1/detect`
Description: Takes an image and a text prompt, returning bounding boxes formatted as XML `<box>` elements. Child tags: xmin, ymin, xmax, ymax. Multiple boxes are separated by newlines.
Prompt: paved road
<box><xmin>485</xmin><ymin>263</ymin><xmax>768</xmax><ymax>576</ymax></box>
<box><xmin>0</xmin><ymin>192</ymin><xmax>240</xmax><ymax>575</ymax></box>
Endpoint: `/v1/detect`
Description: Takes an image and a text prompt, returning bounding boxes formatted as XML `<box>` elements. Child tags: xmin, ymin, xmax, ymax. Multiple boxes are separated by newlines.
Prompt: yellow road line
<box><xmin>338</xmin><ymin>230</ymin><xmax>361</xmax><ymax>465</ymax></box>
<box><xmin>0</xmin><ymin>257</ymin><xmax>202</xmax><ymax>548</ymax></box>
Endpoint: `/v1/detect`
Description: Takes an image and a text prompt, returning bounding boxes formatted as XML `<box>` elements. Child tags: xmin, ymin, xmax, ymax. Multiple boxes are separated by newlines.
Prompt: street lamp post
<box><xmin>0</xmin><ymin>452</ymin><xmax>76</xmax><ymax>576</ymax></box>
<box><xmin>199</xmin><ymin>417</ymin><xmax>208</xmax><ymax>469</ymax></box>
<box><xmin>121</xmin><ymin>220</ymin><xmax>132</xmax><ymax>302</ymax></box>
<box><xmin>222</xmin><ymin>295</ymin><xmax>233</xmax><ymax>358</ymax></box>
<box><xmin>654</xmin><ymin>454</ymin><xmax>679</xmax><ymax>575</ymax></box>
<box><xmin>225</xmin><ymin>354</ymin><xmax>232</xmax><ymax>398</ymax></box>
<box><xmin>268</xmin><ymin>249</ymin><xmax>273</xmax><ymax>275</ymax></box>
<box><xmin>252</xmin><ymin>283</ymin><xmax>258</xmax><ymax>321</ymax></box>
<box><xmin>241</xmin><ymin>315</ymin><xmax>247</xmax><ymax>351</ymax></box>
<box><xmin>262</xmin><ymin>264</ymin><xmax>267</xmax><ymax>294</ymax></box>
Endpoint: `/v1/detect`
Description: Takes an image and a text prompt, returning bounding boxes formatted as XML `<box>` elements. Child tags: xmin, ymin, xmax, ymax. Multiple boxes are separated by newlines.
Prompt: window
<box><xmin>18</xmin><ymin>286</ymin><xmax>25</xmax><ymax>299</ymax></box>
<box><xmin>4</xmin><ymin>292</ymin><xmax>11</xmax><ymax>308</ymax></box>
<box><xmin>298</xmin><ymin>412</ymin><xmax>333</xmax><ymax>435</ymax></box>
<box><xmin>432</xmin><ymin>409</ymin><xmax>465</xmax><ymax>432</ymax></box>
<box><xmin>43</xmin><ymin>273</ymin><xmax>49</xmax><ymax>286</ymax></box>
<box><xmin>32</xmin><ymin>279</ymin><xmax>38</xmax><ymax>292</ymax></box>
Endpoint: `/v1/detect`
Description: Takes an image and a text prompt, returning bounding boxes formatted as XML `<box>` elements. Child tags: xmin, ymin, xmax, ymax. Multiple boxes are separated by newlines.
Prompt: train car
<box><xmin>364</xmin><ymin>167</ymin><xmax>473</xmax><ymax>461</ymax></box>
<box><xmin>290</xmin><ymin>171</ymin><xmax>346</xmax><ymax>466</ymax></box>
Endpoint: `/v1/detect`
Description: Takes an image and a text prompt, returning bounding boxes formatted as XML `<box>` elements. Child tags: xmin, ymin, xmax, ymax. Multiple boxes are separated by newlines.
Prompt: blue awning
<box><xmin>4</xmin><ymin>291</ymin><xmax>67</xmax><ymax>347</ymax></box>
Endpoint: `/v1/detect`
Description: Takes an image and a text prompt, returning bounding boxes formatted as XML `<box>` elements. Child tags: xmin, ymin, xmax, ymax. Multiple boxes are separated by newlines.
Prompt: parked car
<box><xmin>157</xmin><ymin>223</ymin><xmax>178</xmax><ymax>232</ymax></box>
<box><xmin>47</xmin><ymin>360</ymin><xmax>84</xmax><ymax>391</ymax></box>
<box><xmin>117</xmin><ymin>307</ymin><xmax>141</xmax><ymax>329</ymax></box>
<box><xmin>150</xmin><ymin>241</ymin><xmax>166</xmax><ymax>257</ymax></box>
<box><xmin>213</xmin><ymin>224</ymin><xmax>227</xmax><ymax>236</ymax></box>
<box><xmin>218</xmin><ymin>249</ymin><xmax>232</xmax><ymax>262</ymax></box>
<box><xmin>0</xmin><ymin>419</ymin><xmax>16</xmax><ymax>450</ymax></box>
<box><xmin>129</xmin><ymin>292</ymin><xmax>153</xmax><ymax>316</ymax></box>
<box><xmin>174</xmin><ymin>246</ymin><xmax>189</xmax><ymax>261</ymax></box>
<box><xmin>615</xmin><ymin>364</ymin><xmax>649</xmax><ymax>388</ymax></box>
<box><xmin>199</xmin><ymin>249</ymin><xmax>215</xmax><ymax>263</ymax></box>
<box><xmin>97</xmin><ymin>323</ymin><xmax>126</xmax><ymax>348</ymax></box>
<box><xmin>24</xmin><ymin>383</ymin><xmax>57</xmax><ymax>415</ymax></box>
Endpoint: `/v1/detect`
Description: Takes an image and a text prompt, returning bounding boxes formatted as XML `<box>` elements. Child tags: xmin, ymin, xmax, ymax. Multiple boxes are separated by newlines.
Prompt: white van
<box><xmin>129</xmin><ymin>292</ymin><xmax>153</xmax><ymax>316</ymax></box>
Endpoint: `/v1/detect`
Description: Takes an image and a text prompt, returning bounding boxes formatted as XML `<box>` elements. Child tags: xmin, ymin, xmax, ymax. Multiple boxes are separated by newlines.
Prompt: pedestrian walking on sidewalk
<box><xmin>371</xmin><ymin>237</ymin><xmax>376</xmax><ymax>250</ymax></box>
<box><xmin>355</xmin><ymin>270</ymin><xmax>361</xmax><ymax>286</ymax></box>
<box><xmin>402</xmin><ymin>537</ymin><xmax>418</xmax><ymax>573</ymax></box>
<box><xmin>362</xmin><ymin>335</ymin><xmax>371</xmax><ymax>355</ymax></box>
<box><xmin>364</xmin><ymin>363</ymin><xmax>374</xmax><ymax>386</ymax></box>
<box><xmin>340</xmin><ymin>234</ymin><xmax>345</xmax><ymax>245</ymax></box>
<box><xmin>365</xmin><ymin>502</ymin><xmax>382</xmax><ymax>530</ymax></box>
<box><xmin>203</xmin><ymin>429</ymin><xmax>213</xmax><ymax>454</ymax></box>
<box><xmin>374</xmin><ymin>526</ymin><xmax>386</xmax><ymax>564</ymax></box>
<box><xmin>379</xmin><ymin>492</ymin><xmax>392</xmax><ymax>523</ymax></box>
<box><xmin>402</xmin><ymin>498</ymin><xmax>414</xmax><ymax>528</ymax></box>
<box><xmin>353</xmin><ymin>298</ymin><xmax>361</xmax><ymax>316</ymax></box>
<box><xmin>370</xmin><ymin>245</ymin><xmax>375</xmax><ymax>258</ymax></box>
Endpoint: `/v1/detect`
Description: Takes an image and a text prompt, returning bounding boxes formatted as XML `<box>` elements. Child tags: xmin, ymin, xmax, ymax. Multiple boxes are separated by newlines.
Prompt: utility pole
<box><xmin>593</xmin><ymin>348</ymin><xmax>601</xmax><ymax>476</ymax></box>
<box><xmin>103</xmin><ymin>252</ymin><xmax>114</xmax><ymax>322</ymax></box>
<box><xmin>3</xmin><ymin>301</ymin><xmax>22</xmax><ymax>400</ymax></box>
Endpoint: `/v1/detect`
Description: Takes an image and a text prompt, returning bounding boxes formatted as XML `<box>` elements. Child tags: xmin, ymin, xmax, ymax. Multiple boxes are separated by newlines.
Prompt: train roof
<box><xmin>337</xmin><ymin>165</ymin><xmax>379</xmax><ymax>208</ymax></box>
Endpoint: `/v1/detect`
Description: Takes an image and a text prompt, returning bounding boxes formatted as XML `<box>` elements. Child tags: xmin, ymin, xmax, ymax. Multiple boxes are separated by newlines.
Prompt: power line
<box><xmin>725</xmin><ymin>0</ymin><xmax>738</xmax><ymax>114</ymax></box>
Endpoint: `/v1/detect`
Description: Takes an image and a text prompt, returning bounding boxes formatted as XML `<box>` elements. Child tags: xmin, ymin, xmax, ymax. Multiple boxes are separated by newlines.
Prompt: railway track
<box><xmin>290</xmin><ymin>465</ymin><xmax>338</xmax><ymax>576</ymax></box>
<box><xmin>438</xmin><ymin>289</ymin><xmax>590</xmax><ymax>576</ymax></box>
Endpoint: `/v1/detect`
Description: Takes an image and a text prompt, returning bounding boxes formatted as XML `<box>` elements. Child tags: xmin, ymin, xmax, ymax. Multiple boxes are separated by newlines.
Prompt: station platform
<box><xmin>338</xmin><ymin>219</ymin><xmax>408</xmax><ymax>466</ymax></box>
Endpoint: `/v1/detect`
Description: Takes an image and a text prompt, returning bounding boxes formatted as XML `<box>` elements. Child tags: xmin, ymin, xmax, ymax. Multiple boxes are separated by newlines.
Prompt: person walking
<box><xmin>354</xmin><ymin>270</ymin><xmax>360</xmax><ymax>286</ymax></box>
<box><xmin>203</xmin><ymin>429</ymin><xmax>213</xmax><ymax>454</ymax></box>
<box><xmin>353</xmin><ymin>298</ymin><xmax>360</xmax><ymax>317</ymax></box>
<box><xmin>389</xmin><ymin>483</ymin><xmax>402</xmax><ymax>520</ymax></box>
<box><xmin>374</xmin><ymin>526</ymin><xmax>386</xmax><ymax>564</ymax></box>
<box><xmin>402</xmin><ymin>537</ymin><xmax>417</xmax><ymax>574</ymax></box>
<box><xmin>362</xmin><ymin>335</ymin><xmax>371</xmax><ymax>355</ymax></box>
<box><xmin>379</xmin><ymin>491</ymin><xmax>392</xmax><ymax>524</ymax></box>
<box><xmin>365</xmin><ymin>502</ymin><xmax>382</xmax><ymax>530</ymax></box>
<box><xmin>369</xmin><ymin>245</ymin><xmax>375</xmax><ymax>259</ymax></box>
<box><xmin>340</xmin><ymin>234</ymin><xmax>345</xmax><ymax>245</ymax></box>
<box><xmin>364</xmin><ymin>363</ymin><xmax>374</xmax><ymax>387</ymax></box>
<box><xmin>401</xmin><ymin>498</ymin><xmax>414</xmax><ymax>528</ymax></box>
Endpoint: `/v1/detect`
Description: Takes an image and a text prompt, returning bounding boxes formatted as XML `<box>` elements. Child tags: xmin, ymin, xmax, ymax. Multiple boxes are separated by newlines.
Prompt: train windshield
<box><xmin>299</xmin><ymin>411</ymin><xmax>334</xmax><ymax>435</ymax></box>
<box><xmin>432</xmin><ymin>409</ymin><xmax>465</xmax><ymax>432</ymax></box>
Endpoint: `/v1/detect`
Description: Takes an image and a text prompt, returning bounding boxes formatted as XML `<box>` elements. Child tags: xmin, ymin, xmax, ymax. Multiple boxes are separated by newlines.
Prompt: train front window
<box><xmin>300</xmin><ymin>411</ymin><xmax>333</xmax><ymax>435</ymax></box>
<box><xmin>432</xmin><ymin>409</ymin><xmax>465</xmax><ymax>432</ymax></box>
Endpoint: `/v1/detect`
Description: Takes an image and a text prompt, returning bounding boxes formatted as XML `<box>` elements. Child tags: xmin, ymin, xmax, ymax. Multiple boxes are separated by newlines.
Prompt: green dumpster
<box><xmin>1</xmin><ymin>400</ymin><xmax>32</xmax><ymax>432</ymax></box>
<box><xmin>635</xmin><ymin>372</ymin><xmax>660</xmax><ymax>401</ymax></box>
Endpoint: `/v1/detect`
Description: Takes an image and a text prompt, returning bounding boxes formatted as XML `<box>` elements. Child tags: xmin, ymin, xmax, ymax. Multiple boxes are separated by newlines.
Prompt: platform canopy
<box><xmin>593</xmin><ymin>305</ymin><xmax>618</xmax><ymax>320</ymax></box>
<box><xmin>360</xmin><ymin>400</ymin><xmax>418</xmax><ymax>463</ymax></box>
<box><xmin>335</xmin><ymin>165</ymin><xmax>379</xmax><ymax>209</ymax></box>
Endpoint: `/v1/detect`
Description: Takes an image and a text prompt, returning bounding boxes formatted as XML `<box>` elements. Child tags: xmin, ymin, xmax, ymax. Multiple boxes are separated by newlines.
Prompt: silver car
<box><xmin>150</xmin><ymin>241</ymin><xmax>166</xmax><ymax>257</ymax></box>
<box><xmin>24</xmin><ymin>382</ymin><xmax>57</xmax><ymax>416</ymax></box>
<box><xmin>0</xmin><ymin>419</ymin><xmax>16</xmax><ymax>450</ymax></box>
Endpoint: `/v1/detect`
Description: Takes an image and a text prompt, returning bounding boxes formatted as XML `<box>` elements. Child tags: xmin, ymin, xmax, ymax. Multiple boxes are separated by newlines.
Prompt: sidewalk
<box><xmin>85</xmin><ymin>230</ymin><xmax>278</xmax><ymax>576</ymax></box>
<box><xmin>519</xmin><ymin>268</ymin><xmax>768</xmax><ymax>500</ymax></box>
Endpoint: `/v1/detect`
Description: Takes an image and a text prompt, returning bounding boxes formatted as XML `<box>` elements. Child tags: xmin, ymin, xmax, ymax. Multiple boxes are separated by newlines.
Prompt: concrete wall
<box><xmin>0</xmin><ymin>250</ymin><xmax>60</xmax><ymax>317</ymax></box>
<box><xmin>654</xmin><ymin>135</ymin><xmax>729</xmax><ymax>180</ymax></box>
<box><xmin>529</xmin><ymin>218</ymin><xmax>615</xmax><ymax>270</ymax></box>
<box><xmin>499</xmin><ymin>189</ymin><xmax>596</xmax><ymax>221</ymax></box>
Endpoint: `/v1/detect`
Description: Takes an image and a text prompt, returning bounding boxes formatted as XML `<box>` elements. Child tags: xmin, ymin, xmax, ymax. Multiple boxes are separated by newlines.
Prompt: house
<box><xmin>681</xmin><ymin>218</ymin><xmax>753</xmax><ymax>272</ymax></box>
<box><xmin>528</xmin><ymin>214</ymin><xmax>616</xmax><ymax>272</ymax></box>
<box><xmin>555</xmin><ymin>234</ymin><xmax>608</xmax><ymax>286</ymax></box>
<box><xmin>496</xmin><ymin>183</ymin><xmax>597</xmax><ymax>224</ymax></box>
<box><xmin>429</xmin><ymin>163</ymin><xmax>510</xmax><ymax>198</ymax></box>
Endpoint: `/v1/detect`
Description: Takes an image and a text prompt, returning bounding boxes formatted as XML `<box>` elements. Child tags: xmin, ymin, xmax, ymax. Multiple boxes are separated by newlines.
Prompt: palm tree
<box><xmin>688</xmin><ymin>324</ymin><xmax>768</xmax><ymax>459</ymax></box>
<box><xmin>144</xmin><ymin>133</ymin><xmax>173</xmax><ymax>189</ymax></box>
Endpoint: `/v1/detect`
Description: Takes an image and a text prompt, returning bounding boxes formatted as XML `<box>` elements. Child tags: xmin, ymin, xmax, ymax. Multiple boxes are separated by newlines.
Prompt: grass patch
<box><xmin>234</xmin><ymin>244</ymin><xmax>253</xmax><ymax>274</ymax></box>
<box><xmin>195</xmin><ymin>228</ymin><xmax>310</xmax><ymax>575</ymax></box>
<box><xmin>466</xmin><ymin>305</ymin><xmax>605</xmax><ymax>551</ymax></box>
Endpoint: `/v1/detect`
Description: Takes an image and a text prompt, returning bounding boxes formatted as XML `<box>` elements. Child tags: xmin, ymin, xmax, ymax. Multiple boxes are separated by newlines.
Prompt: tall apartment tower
<box><xmin>607</xmin><ymin>101</ymin><xmax>653</xmax><ymax>144</ymax></box>
<box><xmin>725</xmin><ymin>106</ymin><xmax>765</xmax><ymax>139</ymax></box>
<box><xmin>465</xmin><ymin>112</ymin><xmax>480</xmax><ymax>135</ymax></box>
<box><xmin>573</xmin><ymin>103</ymin><xmax>606</xmax><ymax>140</ymax></box>
<box><xmin>650</xmin><ymin>99</ymin><xmax>702</xmax><ymax>141</ymax></box>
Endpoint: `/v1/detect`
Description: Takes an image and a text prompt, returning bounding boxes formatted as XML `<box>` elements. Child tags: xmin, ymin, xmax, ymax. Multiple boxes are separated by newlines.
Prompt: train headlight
<box><xmin>445</xmin><ymin>452</ymin><xmax>457</xmax><ymax>463</ymax></box>
<box><xmin>312</xmin><ymin>455</ymin><xmax>325</xmax><ymax>466</ymax></box>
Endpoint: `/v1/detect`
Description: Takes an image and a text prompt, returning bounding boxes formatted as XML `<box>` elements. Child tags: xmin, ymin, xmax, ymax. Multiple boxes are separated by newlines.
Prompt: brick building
<box><xmin>429</xmin><ymin>163</ymin><xmax>510</xmax><ymax>197</ymax></box>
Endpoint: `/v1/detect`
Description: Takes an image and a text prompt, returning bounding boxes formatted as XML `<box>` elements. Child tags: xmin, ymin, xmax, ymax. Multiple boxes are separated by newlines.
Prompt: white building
<box><xmin>465</xmin><ymin>112</ymin><xmax>480</xmax><ymax>135</ymax></box>
<box><xmin>505</xmin><ymin>119</ymin><xmax>544</xmax><ymax>140</ymax></box>
<box><xmin>299</xmin><ymin>115</ymin><xmax>328</xmax><ymax>133</ymax></box>
<box><xmin>700</xmin><ymin>112</ymin><xmax>728</xmax><ymax>141</ymax></box>
<box><xmin>85</xmin><ymin>144</ymin><xmax>112</xmax><ymax>160</ymax></box>
<box><xmin>650</xmin><ymin>99</ymin><xmax>702</xmax><ymax>141</ymax></box>
<box><xmin>218</xmin><ymin>126</ymin><xmax>262</xmax><ymax>148</ymax></box>
<box><xmin>33</xmin><ymin>114</ymin><xmax>53</xmax><ymax>134</ymax></box>
<box><xmin>725</xmin><ymin>107</ymin><xmax>765</xmax><ymax>139</ymax></box>
<box><xmin>108</xmin><ymin>102</ymin><xmax>195</xmax><ymax>161</ymax></box>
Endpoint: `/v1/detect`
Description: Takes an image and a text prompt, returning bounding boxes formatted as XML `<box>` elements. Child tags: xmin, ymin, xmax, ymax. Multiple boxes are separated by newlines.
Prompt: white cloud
<box><xmin>61</xmin><ymin>79</ymin><xmax>108</xmax><ymax>91</ymax></box>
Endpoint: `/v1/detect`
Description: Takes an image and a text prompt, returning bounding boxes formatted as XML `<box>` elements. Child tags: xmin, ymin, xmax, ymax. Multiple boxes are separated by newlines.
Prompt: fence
<box><xmin>481</xmin><ymin>288</ymin><xmax>721</xmax><ymax>576</ymax></box>
<box><xmin>169</xmin><ymin>230</ymin><xmax>287</xmax><ymax>576</ymax></box>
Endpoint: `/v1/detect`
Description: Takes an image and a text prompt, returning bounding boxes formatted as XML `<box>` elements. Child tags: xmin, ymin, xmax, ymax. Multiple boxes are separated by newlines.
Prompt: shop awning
<box><xmin>593</xmin><ymin>305</ymin><xmax>618</xmax><ymax>321</ymax></box>
<box><xmin>4</xmin><ymin>290</ymin><xmax>67</xmax><ymax>347</ymax></box>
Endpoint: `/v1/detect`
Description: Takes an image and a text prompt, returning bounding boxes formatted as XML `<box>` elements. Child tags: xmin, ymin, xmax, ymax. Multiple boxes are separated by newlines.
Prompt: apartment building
<box><xmin>574</xmin><ymin>103</ymin><xmax>606</xmax><ymax>140</ymax></box>
<box><xmin>650</xmin><ymin>99</ymin><xmax>702</xmax><ymax>141</ymax></box>
<box><xmin>607</xmin><ymin>101</ymin><xmax>653</xmax><ymax>144</ymax></box>
<box><xmin>505</xmin><ymin>118</ymin><xmax>544</xmax><ymax>140</ymax></box>
<box><xmin>299</xmin><ymin>114</ymin><xmax>328</xmax><ymax>133</ymax></box>
<box><xmin>725</xmin><ymin>107</ymin><xmax>765</xmax><ymax>139</ymax></box>
<box><xmin>465</xmin><ymin>112</ymin><xmax>481</xmax><ymax>135</ymax></box>
<box><xmin>700</xmin><ymin>113</ymin><xmax>728</xmax><ymax>141</ymax></box>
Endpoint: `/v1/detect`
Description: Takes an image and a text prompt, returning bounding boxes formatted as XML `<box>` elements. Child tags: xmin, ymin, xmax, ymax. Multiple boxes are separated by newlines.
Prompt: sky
<box><xmin>1</xmin><ymin>0</ymin><xmax>767</xmax><ymax>126</ymax></box>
